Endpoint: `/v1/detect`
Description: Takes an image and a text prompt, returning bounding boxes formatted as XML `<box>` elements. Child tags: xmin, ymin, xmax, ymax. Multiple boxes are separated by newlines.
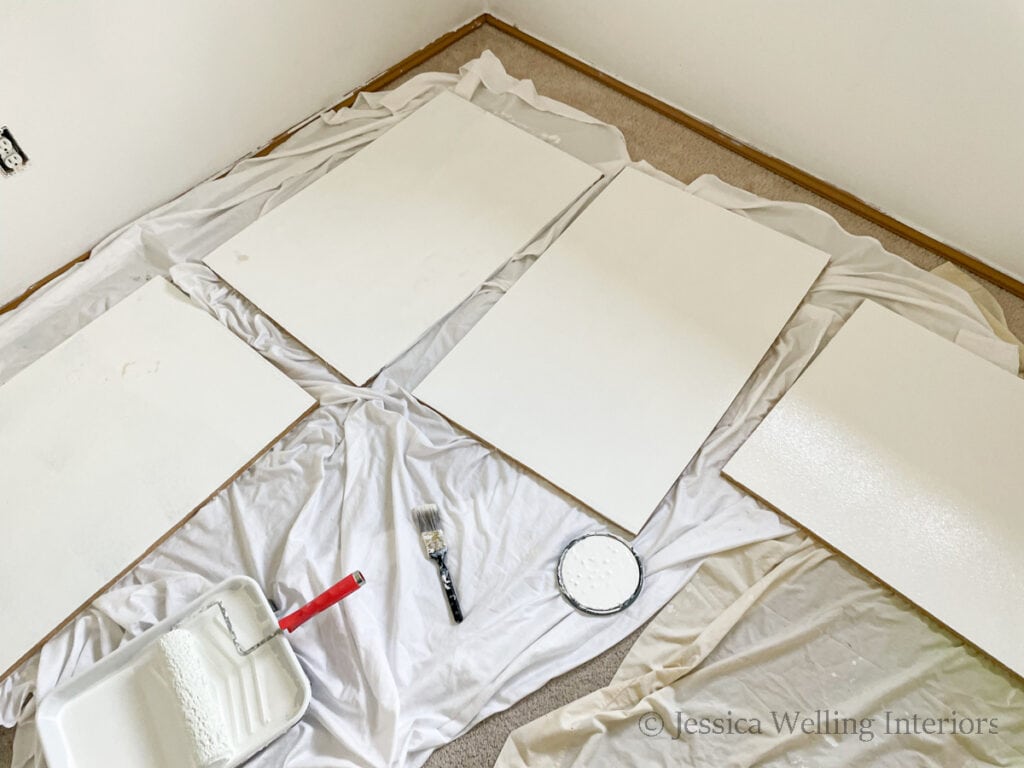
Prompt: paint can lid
<box><xmin>556</xmin><ymin>532</ymin><xmax>644</xmax><ymax>615</ymax></box>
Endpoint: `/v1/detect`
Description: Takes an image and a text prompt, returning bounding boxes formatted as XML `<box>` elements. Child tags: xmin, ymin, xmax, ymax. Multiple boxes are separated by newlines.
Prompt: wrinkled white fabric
<box><xmin>0</xmin><ymin>50</ymin><xmax>1015</xmax><ymax>768</ymax></box>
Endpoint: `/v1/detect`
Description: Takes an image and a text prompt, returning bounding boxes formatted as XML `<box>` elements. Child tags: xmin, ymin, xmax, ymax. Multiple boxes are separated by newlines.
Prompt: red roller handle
<box><xmin>277</xmin><ymin>571</ymin><xmax>365</xmax><ymax>633</ymax></box>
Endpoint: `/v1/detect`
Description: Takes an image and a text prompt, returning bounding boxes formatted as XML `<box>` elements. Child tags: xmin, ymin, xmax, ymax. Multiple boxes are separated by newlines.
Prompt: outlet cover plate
<box><xmin>0</xmin><ymin>126</ymin><xmax>28</xmax><ymax>175</ymax></box>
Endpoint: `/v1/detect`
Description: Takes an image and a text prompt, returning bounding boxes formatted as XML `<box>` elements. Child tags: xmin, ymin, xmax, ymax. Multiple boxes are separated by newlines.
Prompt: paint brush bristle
<box><xmin>413</xmin><ymin>503</ymin><xmax>446</xmax><ymax>556</ymax></box>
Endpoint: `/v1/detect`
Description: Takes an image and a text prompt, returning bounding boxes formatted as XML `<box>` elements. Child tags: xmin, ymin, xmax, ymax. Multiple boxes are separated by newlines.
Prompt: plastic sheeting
<box><xmin>0</xmin><ymin>51</ymin><xmax>1018</xmax><ymax>767</ymax></box>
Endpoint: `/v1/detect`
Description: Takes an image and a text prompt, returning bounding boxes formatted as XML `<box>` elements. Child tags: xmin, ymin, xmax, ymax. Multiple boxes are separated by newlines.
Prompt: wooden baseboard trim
<box><xmin>0</xmin><ymin>14</ymin><xmax>487</xmax><ymax>316</ymax></box>
<box><xmin>6</xmin><ymin>10</ymin><xmax>1022</xmax><ymax>315</ymax></box>
<box><xmin>0</xmin><ymin>252</ymin><xmax>91</xmax><ymax>315</ymax></box>
<box><xmin>481</xmin><ymin>14</ymin><xmax>1024</xmax><ymax>301</ymax></box>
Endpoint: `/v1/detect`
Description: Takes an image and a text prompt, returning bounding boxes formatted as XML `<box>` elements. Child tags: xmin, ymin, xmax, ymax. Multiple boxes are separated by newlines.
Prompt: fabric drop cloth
<box><xmin>496</xmin><ymin>535</ymin><xmax>1024</xmax><ymax>767</ymax></box>
<box><xmin>0</xmin><ymin>52</ymin><xmax>1019</xmax><ymax>768</ymax></box>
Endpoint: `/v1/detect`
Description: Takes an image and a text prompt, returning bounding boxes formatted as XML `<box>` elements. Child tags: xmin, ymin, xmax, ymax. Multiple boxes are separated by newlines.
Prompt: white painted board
<box><xmin>0</xmin><ymin>277</ymin><xmax>315</xmax><ymax>681</ymax></box>
<box><xmin>723</xmin><ymin>300</ymin><xmax>1024</xmax><ymax>677</ymax></box>
<box><xmin>414</xmin><ymin>167</ymin><xmax>828</xmax><ymax>534</ymax></box>
<box><xmin>203</xmin><ymin>90</ymin><xmax>601</xmax><ymax>386</ymax></box>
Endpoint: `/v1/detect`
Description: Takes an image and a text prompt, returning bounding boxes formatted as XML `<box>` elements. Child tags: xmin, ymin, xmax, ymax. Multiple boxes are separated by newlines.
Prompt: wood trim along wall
<box><xmin>250</xmin><ymin>14</ymin><xmax>487</xmax><ymax>161</ymax></box>
<box><xmin>5</xmin><ymin>10</ymin><xmax>1022</xmax><ymax>315</ymax></box>
<box><xmin>0</xmin><ymin>252</ymin><xmax>91</xmax><ymax>315</ymax></box>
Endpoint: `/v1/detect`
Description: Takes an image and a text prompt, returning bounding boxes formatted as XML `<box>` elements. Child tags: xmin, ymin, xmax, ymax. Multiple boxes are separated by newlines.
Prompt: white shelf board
<box><xmin>203</xmin><ymin>90</ymin><xmax>601</xmax><ymax>386</ymax></box>
<box><xmin>415</xmin><ymin>167</ymin><xmax>828</xmax><ymax>534</ymax></box>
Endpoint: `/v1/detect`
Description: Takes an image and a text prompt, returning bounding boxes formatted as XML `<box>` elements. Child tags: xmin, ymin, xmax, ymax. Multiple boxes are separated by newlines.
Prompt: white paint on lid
<box><xmin>559</xmin><ymin>534</ymin><xmax>642</xmax><ymax>613</ymax></box>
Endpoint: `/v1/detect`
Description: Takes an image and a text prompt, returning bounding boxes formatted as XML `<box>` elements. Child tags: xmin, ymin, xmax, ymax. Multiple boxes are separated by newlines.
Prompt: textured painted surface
<box><xmin>204</xmin><ymin>90</ymin><xmax>600</xmax><ymax>386</ymax></box>
<box><xmin>156</xmin><ymin>630</ymin><xmax>232</xmax><ymax>766</ymax></box>
<box><xmin>0</xmin><ymin>278</ymin><xmax>314</xmax><ymax>680</ymax></box>
<box><xmin>416</xmin><ymin>166</ymin><xmax>827</xmax><ymax>533</ymax></box>
<box><xmin>724</xmin><ymin>300</ymin><xmax>1024</xmax><ymax>676</ymax></box>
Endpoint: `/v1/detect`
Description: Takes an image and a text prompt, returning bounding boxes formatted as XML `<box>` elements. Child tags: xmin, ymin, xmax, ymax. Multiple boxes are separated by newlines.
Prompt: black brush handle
<box><xmin>434</xmin><ymin>552</ymin><xmax>464</xmax><ymax>623</ymax></box>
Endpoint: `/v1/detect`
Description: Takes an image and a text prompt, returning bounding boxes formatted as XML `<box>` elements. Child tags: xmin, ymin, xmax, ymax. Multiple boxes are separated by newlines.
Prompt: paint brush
<box><xmin>413</xmin><ymin>504</ymin><xmax>464</xmax><ymax>623</ymax></box>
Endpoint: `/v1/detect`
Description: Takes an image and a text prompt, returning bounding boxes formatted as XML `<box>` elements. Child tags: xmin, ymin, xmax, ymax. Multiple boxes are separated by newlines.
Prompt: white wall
<box><xmin>7</xmin><ymin>1</ymin><xmax>1022</xmax><ymax>303</ymax></box>
<box><xmin>0</xmin><ymin>0</ymin><xmax>478</xmax><ymax>305</ymax></box>
<box><xmin>489</xmin><ymin>0</ymin><xmax>1024</xmax><ymax>283</ymax></box>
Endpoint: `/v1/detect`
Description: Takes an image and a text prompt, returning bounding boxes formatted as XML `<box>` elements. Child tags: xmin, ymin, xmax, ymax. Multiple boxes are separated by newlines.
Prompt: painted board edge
<box><xmin>418</xmin><ymin>402</ymin><xmax>643</xmax><ymax>537</ymax></box>
<box><xmin>187</xmin><ymin>264</ymin><xmax>365</xmax><ymax>387</ymax></box>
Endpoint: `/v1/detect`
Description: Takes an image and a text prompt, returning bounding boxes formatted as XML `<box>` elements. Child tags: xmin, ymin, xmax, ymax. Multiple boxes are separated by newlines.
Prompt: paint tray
<box><xmin>37</xmin><ymin>576</ymin><xmax>310</xmax><ymax>768</ymax></box>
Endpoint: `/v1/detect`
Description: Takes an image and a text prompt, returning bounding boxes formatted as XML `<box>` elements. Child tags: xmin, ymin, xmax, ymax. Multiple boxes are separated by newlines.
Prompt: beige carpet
<box><xmin>3</xmin><ymin>23</ymin><xmax>1022</xmax><ymax>768</ymax></box>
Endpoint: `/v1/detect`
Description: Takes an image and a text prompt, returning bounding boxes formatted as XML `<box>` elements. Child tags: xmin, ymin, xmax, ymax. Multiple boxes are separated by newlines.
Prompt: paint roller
<box><xmin>157</xmin><ymin>629</ymin><xmax>233</xmax><ymax>767</ymax></box>
<box><xmin>154</xmin><ymin>571</ymin><xmax>364</xmax><ymax>767</ymax></box>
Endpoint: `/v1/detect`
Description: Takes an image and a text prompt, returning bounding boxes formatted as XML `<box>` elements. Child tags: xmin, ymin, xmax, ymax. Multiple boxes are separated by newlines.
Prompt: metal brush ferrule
<box><xmin>420</xmin><ymin>529</ymin><xmax>447</xmax><ymax>556</ymax></box>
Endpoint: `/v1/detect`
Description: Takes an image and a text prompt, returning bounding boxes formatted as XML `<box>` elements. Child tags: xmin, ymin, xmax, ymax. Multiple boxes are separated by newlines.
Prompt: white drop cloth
<box><xmin>0</xmin><ymin>51</ymin><xmax>1016</xmax><ymax>768</ymax></box>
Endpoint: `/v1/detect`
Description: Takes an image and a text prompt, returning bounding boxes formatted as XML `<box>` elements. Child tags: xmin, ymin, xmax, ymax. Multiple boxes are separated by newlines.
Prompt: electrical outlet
<box><xmin>0</xmin><ymin>127</ymin><xmax>28</xmax><ymax>175</ymax></box>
